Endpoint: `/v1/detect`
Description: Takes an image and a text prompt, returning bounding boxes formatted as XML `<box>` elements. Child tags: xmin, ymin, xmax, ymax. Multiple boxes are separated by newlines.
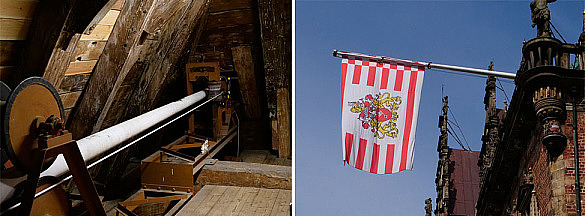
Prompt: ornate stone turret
<box><xmin>476</xmin><ymin>4</ymin><xmax>585</xmax><ymax>215</ymax></box>
<box><xmin>435</xmin><ymin>96</ymin><xmax>450</xmax><ymax>216</ymax></box>
<box><xmin>533</xmin><ymin>86</ymin><xmax>566</xmax><ymax>156</ymax></box>
<box><xmin>478</xmin><ymin>62</ymin><xmax>500</xmax><ymax>190</ymax></box>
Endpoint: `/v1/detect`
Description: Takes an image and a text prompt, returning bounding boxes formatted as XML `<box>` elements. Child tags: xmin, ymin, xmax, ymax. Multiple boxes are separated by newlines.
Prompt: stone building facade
<box><xmin>475</xmin><ymin>7</ymin><xmax>585</xmax><ymax>216</ymax></box>
<box><xmin>434</xmin><ymin>4</ymin><xmax>585</xmax><ymax>216</ymax></box>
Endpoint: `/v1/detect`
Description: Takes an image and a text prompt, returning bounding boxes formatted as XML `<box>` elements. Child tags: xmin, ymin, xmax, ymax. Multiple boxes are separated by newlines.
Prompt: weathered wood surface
<box><xmin>0</xmin><ymin>18</ymin><xmax>30</xmax><ymax>40</ymax></box>
<box><xmin>276</xmin><ymin>88</ymin><xmax>290</xmax><ymax>158</ymax></box>
<box><xmin>119</xmin><ymin>0</ymin><xmax>210</xmax><ymax>122</ymax></box>
<box><xmin>0</xmin><ymin>0</ymin><xmax>38</xmax><ymax>19</ymax></box>
<box><xmin>208</xmin><ymin>0</ymin><xmax>253</xmax><ymax>12</ymax></box>
<box><xmin>258</xmin><ymin>0</ymin><xmax>292</xmax><ymax>158</ymax></box>
<box><xmin>237</xmin><ymin>150</ymin><xmax>291</xmax><ymax>166</ymax></box>
<box><xmin>70</xmin><ymin>41</ymin><xmax>107</xmax><ymax>61</ymax></box>
<box><xmin>176</xmin><ymin>185</ymin><xmax>290</xmax><ymax>216</ymax></box>
<box><xmin>79</xmin><ymin>24</ymin><xmax>114</xmax><ymax>41</ymax></box>
<box><xmin>68</xmin><ymin>0</ymin><xmax>158</xmax><ymax>137</ymax></box>
<box><xmin>232</xmin><ymin>46</ymin><xmax>261</xmax><ymax>119</ymax></box>
<box><xmin>207</xmin><ymin>9</ymin><xmax>254</xmax><ymax>29</ymax></box>
<box><xmin>197</xmin><ymin>161</ymin><xmax>291</xmax><ymax>190</ymax></box>
<box><xmin>71</xmin><ymin>0</ymin><xmax>210</xmax><ymax>185</ymax></box>
<box><xmin>60</xmin><ymin>91</ymin><xmax>83</xmax><ymax>109</ymax></box>
<box><xmin>64</xmin><ymin>59</ymin><xmax>97</xmax><ymax>76</ymax></box>
<box><xmin>58</xmin><ymin>73</ymin><xmax>90</xmax><ymax>93</ymax></box>
<box><xmin>8</xmin><ymin>0</ymin><xmax>116</xmax><ymax>88</ymax></box>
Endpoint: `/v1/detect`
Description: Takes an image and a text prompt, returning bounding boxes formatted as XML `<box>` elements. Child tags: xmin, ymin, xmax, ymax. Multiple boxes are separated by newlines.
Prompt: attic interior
<box><xmin>0</xmin><ymin>0</ymin><xmax>291</xmax><ymax>215</ymax></box>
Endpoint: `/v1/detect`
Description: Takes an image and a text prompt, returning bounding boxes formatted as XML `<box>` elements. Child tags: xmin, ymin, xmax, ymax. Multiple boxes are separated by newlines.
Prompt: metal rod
<box><xmin>573</xmin><ymin>94</ymin><xmax>582</xmax><ymax>216</ymax></box>
<box><xmin>43</xmin><ymin>91</ymin><xmax>207</xmax><ymax>178</ymax></box>
<box><xmin>1</xmin><ymin>92</ymin><xmax>222</xmax><ymax>213</ymax></box>
<box><xmin>333</xmin><ymin>50</ymin><xmax>517</xmax><ymax>79</ymax></box>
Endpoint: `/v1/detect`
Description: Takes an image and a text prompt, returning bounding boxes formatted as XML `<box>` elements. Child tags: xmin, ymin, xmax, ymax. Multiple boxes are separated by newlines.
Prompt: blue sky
<box><xmin>295</xmin><ymin>1</ymin><xmax>583</xmax><ymax>215</ymax></box>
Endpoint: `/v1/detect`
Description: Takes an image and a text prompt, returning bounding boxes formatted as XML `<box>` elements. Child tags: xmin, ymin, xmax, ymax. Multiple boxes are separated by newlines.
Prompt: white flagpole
<box><xmin>333</xmin><ymin>50</ymin><xmax>516</xmax><ymax>79</ymax></box>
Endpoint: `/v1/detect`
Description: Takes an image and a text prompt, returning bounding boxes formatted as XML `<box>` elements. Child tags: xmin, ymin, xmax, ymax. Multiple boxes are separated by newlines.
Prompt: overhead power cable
<box><xmin>447</xmin><ymin>108</ymin><xmax>472</xmax><ymax>151</ymax></box>
<box><xmin>447</xmin><ymin>123</ymin><xmax>468</xmax><ymax>151</ymax></box>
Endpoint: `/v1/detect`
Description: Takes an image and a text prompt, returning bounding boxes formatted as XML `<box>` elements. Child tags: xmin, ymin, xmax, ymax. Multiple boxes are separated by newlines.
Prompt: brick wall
<box><xmin>563</xmin><ymin>109</ymin><xmax>585</xmax><ymax>215</ymax></box>
<box><xmin>533</xmin><ymin>139</ymin><xmax>552</xmax><ymax>216</ymax></box>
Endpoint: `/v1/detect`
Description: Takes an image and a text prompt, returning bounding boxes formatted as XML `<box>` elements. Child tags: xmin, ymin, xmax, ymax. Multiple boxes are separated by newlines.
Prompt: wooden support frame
<box><xmin>140</xmin><ymin>127</ymin><xmax>237</xmax><ymax>192</ymax></box>
<box><xmin>185</xmin><ymin>62</ymin><xmax>220</xmax><ymax>135</ymax></box>
<box><xmin>19</xmin><ymin>138</ymin><xmax>105</xmax><ymax>216</ymax></box>
<box><xmin>114</xmin><ymin>189</ymin><xmax>191</xmax><ymax>216</ymax></box>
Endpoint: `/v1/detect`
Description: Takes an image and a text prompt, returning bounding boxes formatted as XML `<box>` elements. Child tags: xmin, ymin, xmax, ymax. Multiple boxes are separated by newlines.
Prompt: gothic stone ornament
<box><xmin>530</xmin><ymin>0</ymin><xmax>556</xmax><ymax>37</ymax></box>
<box><xmin>533</xmin><ymin>86</ymin><xmax>567</xmax><ymax>157</ymax></box>
<box><xmin>349</xmin><ymin>93</ymin><xmax>401</xmax><ymax>139</ymax></box>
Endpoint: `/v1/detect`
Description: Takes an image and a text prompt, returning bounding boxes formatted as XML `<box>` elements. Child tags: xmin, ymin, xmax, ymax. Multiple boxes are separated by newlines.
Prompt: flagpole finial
<box><xmin>333</xmin><ymin>49</ymin><xmax>338</xmax><ymax>57</ymax></box>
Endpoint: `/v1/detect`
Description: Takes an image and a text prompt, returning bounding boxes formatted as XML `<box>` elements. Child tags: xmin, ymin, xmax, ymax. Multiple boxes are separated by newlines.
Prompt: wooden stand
<box><xmin>19</xmin><ymin>133</ymin><xmax>105</xmax><ymax>216</ymax></box>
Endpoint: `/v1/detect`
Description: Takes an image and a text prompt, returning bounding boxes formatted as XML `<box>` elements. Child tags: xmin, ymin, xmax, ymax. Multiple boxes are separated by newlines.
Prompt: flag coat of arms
<box><xmin>341</xmin><ymin>55</ymin><xmax>424</xmax><ymax>174</ymax></box>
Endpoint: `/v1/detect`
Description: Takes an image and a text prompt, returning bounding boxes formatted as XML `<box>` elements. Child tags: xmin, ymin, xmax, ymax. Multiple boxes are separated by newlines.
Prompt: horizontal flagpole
<box><xmin>333</xmin><ymin>50</ymin><xmax>516</xmax><ymax>79</ymax></box>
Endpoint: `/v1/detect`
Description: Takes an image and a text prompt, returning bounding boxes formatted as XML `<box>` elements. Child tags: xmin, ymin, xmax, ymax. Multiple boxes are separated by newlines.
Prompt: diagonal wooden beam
<box><xmin>68</xmin><ymin>0</ymin><xmax>159</xmax><ymax>139</ymax></box>
<box><xmin>120</xmin><ymin>0</ymin><xmax>210</xmax><ymax>121</ymax></box>
<box><xmin>11</xmin><ymin>0</ymin><xmax>117</xmax><ymax>89</ymax></box>
<box><xmin>87</xmin><ymin>0</ymin><xmax>211</xmax><ymax>185</ymax></box>
<box><xmin>232</xmin><ymin>45</ymin><xmax>262</xmax><ymax>119</ymax></box>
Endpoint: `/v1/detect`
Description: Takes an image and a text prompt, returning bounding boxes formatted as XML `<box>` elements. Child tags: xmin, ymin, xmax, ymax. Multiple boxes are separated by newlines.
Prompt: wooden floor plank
<box><xmin>234</xmin><ymin>187</ymin><xmax>261</xmax><ymax>216</ymax></box>
<box><xmin>175</xmin><ymin>186</ymin><xmax>215</xmax><ymax>216</ymax></box>
<box><xmin>221</xmin><ymin>186</ymin><xmax>249</xmax><ymax>215</ymax></box>
<box><xmin>270</xmin><ymin>189</ymin><xmax>291</xmax><ymax>216</ymax></box>
<box><xmin>177</xmin><ymin>185</ymin><xmax>290</xmax><ymax>216</ymax></box>
<box><xmin>207</xmin><ymin>186</ymin><xmax>241</xmax><ymax>216</ymax></box>
<box><xmin>256</xmin><ymin>189</ymin><xmax>279</xmax><ymax>215</ymax></box>
<box><xmin>191</xmin><ymin>185</ymin><xmax>228</xmax><ymax>215</ymax></box>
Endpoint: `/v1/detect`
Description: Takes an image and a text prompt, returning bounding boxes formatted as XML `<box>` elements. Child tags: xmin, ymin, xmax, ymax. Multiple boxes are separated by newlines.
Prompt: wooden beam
<box><xmin>207</xmin><ymin>9</ymin><xmax>254</xmax><ymax>29</ymax></box>
<box><xmin>208</xmin><ymin>0</ymin><xmax>253</xmax><ymax>12</ymax></box>
<box><xmin>231</xmin><ymin>45</ymin><xmax>261</xmax><ymax>119</ymax></box>
<box><xmin>9</xmin><ymin>0</ymin><xmax>117</xmax><ymax>89</ymax></box>
<box><xmin>79</xmin><ymin>24</ymin><xmax>114</xmax><ymax>41</ymax></box>
<box><xmin>0</xmin><ymin>0</ymin><xmax>38</xmax><ymax>20</ymax></box>
<box><xmin>70</xmin><ymin>41</ymin><xmax>107</xmax><ymax>61</ymax></box>
<box><xmin>0</xmin><ymin>18</ymin><xmax>30</xmax><ymax>40</ymax></box>
<box><xmin>119</xmin><ymin>0</ymin><xmax>210</xmax><ymax>122</ymax></box>
<box><xmin>258</xmin><ymin>0</ymin><xmax>291</xmax><ymax>158</ymax></box>
<box><xmin>68</xmin><ymin>0</ymin><xmax>159</xmax><ymax>138</ymax></box>
<box><xmin>58</xmin><ymin>73</ymin><xmax>90</xmax><ymax>93</ymax></box>
<box><xmin>277</xmin><ymin>88</ymin><xmax>290</xmax><ymax>158</ymax></box>
<box><xmin>86</xmin><ymin>0</ymin><xmax>211</xmax><ymax>185</ymax></box>
<box><xmin>60</xmin><ymin>91</ymin><xmax>82</xmax><ymax>109</ymax></box>
<box><xmin>197</xmin><ymin>161</ymin><xmax>292</xmax><ymax>190</ymax></box>
<box><xmin>64</xmin><ymin>60</ymin><xmax>98</xmax><ymax>76</ymax></box>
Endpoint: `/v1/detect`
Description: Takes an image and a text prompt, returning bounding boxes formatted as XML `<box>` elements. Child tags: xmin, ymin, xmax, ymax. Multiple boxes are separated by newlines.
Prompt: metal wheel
<box><xmin>2</xmin><ymin>77</ymin><xmax>64</xmax><ymax>174</ymax></box>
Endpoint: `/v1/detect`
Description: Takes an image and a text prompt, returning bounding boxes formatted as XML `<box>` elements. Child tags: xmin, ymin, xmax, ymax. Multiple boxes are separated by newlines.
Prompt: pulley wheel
<box><xmin>2</xmin><ymin>77</ymin><xmax>64</xmax><ymax>174</ymax></box>
<box><xmin>1</xmin><ymin>81</ymin><xmax>11</xmax><ymax>169</ymax></box>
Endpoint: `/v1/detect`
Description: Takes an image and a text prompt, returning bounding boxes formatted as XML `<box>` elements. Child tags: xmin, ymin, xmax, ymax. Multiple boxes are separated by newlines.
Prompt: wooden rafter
<box><xmin>68</xmin><ymin>0</ymin><xmax>159</xmax><ymax>138</ymax></box>
<box><xmin>11</xmin><ymin>0</ymin><xmax>117</xmax><ymax>89</ymax></box>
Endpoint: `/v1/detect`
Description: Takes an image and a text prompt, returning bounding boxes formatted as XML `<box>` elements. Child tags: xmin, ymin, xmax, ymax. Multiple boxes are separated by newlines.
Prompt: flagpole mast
<box><xmin>333</xmin><ymin>50</ymin><xmax>517</xmax><ymax>79</ymax></box>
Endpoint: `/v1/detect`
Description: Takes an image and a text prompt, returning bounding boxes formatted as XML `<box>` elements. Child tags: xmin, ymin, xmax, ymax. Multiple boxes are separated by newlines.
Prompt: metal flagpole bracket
<box><xmin>333</xmin><ymin>50</ymin><xmax>516</xmax><ymax>79</ymax></box>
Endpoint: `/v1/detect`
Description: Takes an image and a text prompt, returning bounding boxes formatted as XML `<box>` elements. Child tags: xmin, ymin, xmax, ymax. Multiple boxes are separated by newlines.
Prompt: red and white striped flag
<box><xmin>341</xmin><ymin>55</ymin><xmax>424</xmax><ymax>174</ymax></box>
